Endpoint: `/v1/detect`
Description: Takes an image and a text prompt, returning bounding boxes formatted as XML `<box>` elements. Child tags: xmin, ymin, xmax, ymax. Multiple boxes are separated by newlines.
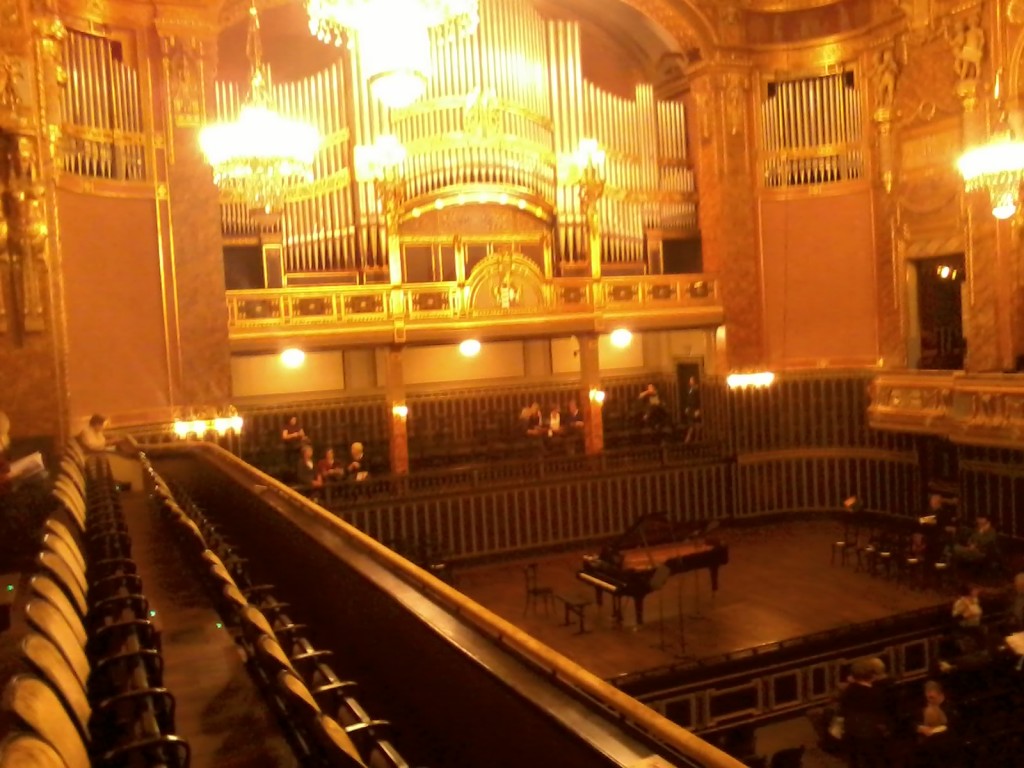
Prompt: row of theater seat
<box><xmin>139</xmin><ymin>455</ymin><xmax>414</xmax><ymax>768</ymax></box>
<box><xmin>0</xmin><ymin>442</ymin><xmax>190</xmax><ymax>767</ymax></box>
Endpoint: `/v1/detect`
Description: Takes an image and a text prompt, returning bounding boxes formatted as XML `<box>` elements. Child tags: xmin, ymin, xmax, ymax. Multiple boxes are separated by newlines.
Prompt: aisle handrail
<box><xmin>150</xmin><ymin>441</ymin><xmax>745</xmax><ymax>768</ymax></box>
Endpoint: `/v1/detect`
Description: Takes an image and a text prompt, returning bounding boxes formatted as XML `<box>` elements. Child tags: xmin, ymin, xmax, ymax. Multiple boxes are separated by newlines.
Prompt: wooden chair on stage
<box><xmin>523</xmin><ymin>563</ymin><xmax>554</xmax><ymax>616</ymax></box>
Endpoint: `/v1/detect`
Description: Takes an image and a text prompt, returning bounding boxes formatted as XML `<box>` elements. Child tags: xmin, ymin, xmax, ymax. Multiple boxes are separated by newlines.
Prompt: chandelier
<box><xmin>307</xmin><ymin>0</ymin><xmax>479</xmax><ymax>109</ymax></box>
<box><xmin>199</xmin><ymin>3</ymin><xmax>321</xmax><ymax>226</ymax></box>
<box><xmin>957</xmin><ymin>133</ymin><xmax>1024</xmax><ymax>220</ymax></box>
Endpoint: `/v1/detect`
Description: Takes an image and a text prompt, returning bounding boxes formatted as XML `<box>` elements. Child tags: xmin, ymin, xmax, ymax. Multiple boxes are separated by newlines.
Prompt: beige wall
<box><xmin>59</xmin><ymin>190</ymin><xmax>171</xmax><ymax>424</ymax></box>
<box><xmin>231</xmin><ymin>351</ymin><xmax>345</xmax><ymax>398</ymax></box>
<box><xmin>403</xmin><ymin>342</ymin><xmax>526</xmax><ymax>385</ymax></box>
<box><xmin>760</xmin><ymin>190</ymin><xmax>879</xmax><ymax>367</ymax></box>
<box><xmin>550</xmin><ymin>333</ymin><xmax>647</xmax><ymax>374</ymax></box>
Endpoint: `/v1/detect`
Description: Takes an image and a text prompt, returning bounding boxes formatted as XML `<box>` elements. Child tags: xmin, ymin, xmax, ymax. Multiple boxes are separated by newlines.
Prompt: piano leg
<box><xmin>634</xmin><ymin>595</ymin><xmax>646</xmax><ymax>626</ymax></box>
<box><xmin>710</xmin><ymin>564</ymin><xmax>720</xmax><ymax>592</ymax></box>
<box><xmin>593</xmin><ymin>588</ymin><xmax>604</xmax><ymax>607</ymax></box>
<box><xmin>612</xmin><ymin>595</ymin><xmax>623</xmax><ymax>628</ymax></box>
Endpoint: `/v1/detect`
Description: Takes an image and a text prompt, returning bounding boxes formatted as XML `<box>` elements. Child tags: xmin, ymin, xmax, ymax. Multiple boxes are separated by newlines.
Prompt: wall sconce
<box><xmin>173</xmin><ymin>412</ymin><xmax>243</xmax><ymax>440</ymax></box>
<box><xmin>392</xmin><ymin>403</ymin><xmax>409</xmax><ymax>419</ymax></box>
<box><xmin>561</xmin><ymin>137</ymin><xmax>606</xmax><ymax>228</ymax></box>
<box><xmin>726</xmin><ymin>372</ymin><xmax>776</xmax><ymax>389</ymax></box>
<box><xmin>280</xmin><ymin>348</ymin><xmax>306</xmax><ymax>369</ymax></box>
<box><xmin>609</xmin><ymin>328</ymin><xmax>633</xmax><ymax>348</ymax></box>
<box><xmin>588</xmin><ymin>388</ymin><xmax>606</xmax><ymax>404</ymax></box>
<box><xmin>459</xmin><ymin>339</ymin><xmax>481</xmax><ymax>357</ymax></box>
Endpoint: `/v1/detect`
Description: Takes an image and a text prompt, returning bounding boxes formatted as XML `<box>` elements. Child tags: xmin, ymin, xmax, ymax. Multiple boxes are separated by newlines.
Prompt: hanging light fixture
<box><xmin>200</xmin><ymin>2</ymin><xmax>321</xmax><ymax>227</ymax></box>
<box><xmin>957</xmin><ymin>134</ymin><xmax>1024</xmax><ymax>219</ymax></box>
<box><xmin>306</xmin><ymin>0</ymin><xmax>479</xmax><ymax>109</ymax></box>
<box><xmin>957</xmin><ymin>71</ymin><xmax>1024</xmax><ymax>220</ymax></box>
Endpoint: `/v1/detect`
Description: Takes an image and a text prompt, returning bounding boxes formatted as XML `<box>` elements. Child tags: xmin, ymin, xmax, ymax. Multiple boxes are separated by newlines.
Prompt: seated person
<box><xmin>1009</xmin><ymin>572</ymin><xmax>1024</xmax><ymax>630</ymax></box>
<box><xmin>913</xmin><ymin>705</ymin><xmax>964</xmax><ymax>768</ymax></box>
<box><xmin>347</xmin><ymin>442</ymin><xmax>368</xmax><ymax>480</ymax></box>
<box><xmin>317</xmin><ymin>448</ymin><xmax>345</xmax><ymax>482</ymax></box>
<box><xmin>838</xmin><ymin>659</ymin><xmax>890</xmax><ymax>767</ymax></box>
<box><xmin>907</xmin><ymin>531</ymin><xmax>928</xmax><ymax>562</ymax></box>
<box><xmin>78</xmin><ymin>414</ymin><xmax>112</xmax><ymax>452</ymax></box>
<box><xmin>952</xmin><ymin>584</ymin><xmax>982</xmax><ymax>629</ymax></box>
<box><xmin>0</xmin><ymin>411</ymin><xmax>11</xmax><ymax>496</ymax></box>
<box><xmin>922</xmin><ymin>680</ymin><xmax>958</xmax><ymax>731</ymax></box>
<box><xmin>295</xmin><ymin>444</ymin><xmax>322</xmax><ymax>488</ymax></box>
<box><xmin>520</xmin><ymin>402</ymin><xmax>543</xmax><ymax>436</ymax></box>
<box><xmin>547</xmin><ymin>405</ymin><xmax>561</xmax><ymax>434</ymax></box>
<box><xmin>564</xmin><ymin>400</ymin><xmax>584</xmax><ymax>429</ymax></box>
<box><xmin>952</xmin><ymin>514</ymin><xmax>998</xmax><ymax>565</ymax></box>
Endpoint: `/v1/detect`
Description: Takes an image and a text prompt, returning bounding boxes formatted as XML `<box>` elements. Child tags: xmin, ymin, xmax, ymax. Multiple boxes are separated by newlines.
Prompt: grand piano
<box><xmin>577</xmin><ymin>513</ymin><xmax>729</xmax><ymax>626</ymax></box>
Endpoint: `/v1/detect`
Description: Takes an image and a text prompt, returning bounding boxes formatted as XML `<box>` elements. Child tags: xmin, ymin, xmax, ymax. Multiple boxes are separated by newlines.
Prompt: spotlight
<box><xmin>280</xmin><ymin>348</ymin><xmax>306</xmax><ymax>368</ymax></box>
<box><xmin>609</xmin><ymin>328</ymin><xmax>633</xmax><ymax>348</ymax></box>
<box><xmin>459</xmin><ymin>339</ymin><xmax>481</xmax><ymax>357</ymax></box>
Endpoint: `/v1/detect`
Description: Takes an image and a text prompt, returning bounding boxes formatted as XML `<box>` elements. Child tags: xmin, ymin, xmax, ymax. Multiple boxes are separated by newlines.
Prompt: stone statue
<box><xmin>947</xmin><ymin>12</ymin><xmax>985</xmax><ymax>83</ymax></box>
<box><xmin>870</xmin><ymin>48</ymin><xmax>900</xmax><ymax>110</ymax></box>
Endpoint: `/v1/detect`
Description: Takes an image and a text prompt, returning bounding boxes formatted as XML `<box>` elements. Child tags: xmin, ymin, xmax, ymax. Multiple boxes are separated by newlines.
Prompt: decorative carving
<box><xmin>0</xmin><ymin>56</ymin><xmax>23</xmax><ymax>114</ymax></box>
<box><xmin>869</xmin><ymin>47</ymin><xmax>900</xmax><ymax>113</ymax></box>
<box><xmin>463</xmin><ymin>87</ymin><xmax>502</xmax><ymax>142</ymax></box>
<box><xmin>724</xmin><ymin>73</ymin><xmax>747</xmax><ymax>136</ymax></box>
<box><xmin>945</xmin><ymin>11</ymin><xmax>985</xmax><ymax>85</ymax></box>
<box><xmin>162</xmin><ymin>35</ymin><xmax>205</xmax><ymax>127</ymax></box>
<box><xmin>0</xmin><ymin>132</ymin><xmax>48</xmax><ymax>342</ymax></box>
<box><xmin>467</xmin><ymin>250</ymin><xmax>544</xmax><ymax>314</ymax></box>
<box><xmin>0</xmin><ymin>0</ymin><xmax>20</xmax><ymax>29</ymax></box>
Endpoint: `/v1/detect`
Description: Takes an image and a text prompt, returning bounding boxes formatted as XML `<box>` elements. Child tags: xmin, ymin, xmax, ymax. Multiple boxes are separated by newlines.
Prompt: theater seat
<box><xmin>0</xmin><ymin>733</ymin><xmax>65</xmax><ymax>768</ymax></box>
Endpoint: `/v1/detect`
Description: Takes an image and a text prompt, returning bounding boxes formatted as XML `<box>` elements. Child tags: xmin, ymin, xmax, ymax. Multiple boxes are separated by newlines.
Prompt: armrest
<box><xmin>90</xmin><ymin>619</ymin><xmax>161</xmax><ymax>654</ymax></box>
<box><xmin>101</xmin><ymin>734</ymin><xmax>190</xmax><ymax>768</ymax></box>
<box><xmin>95</xmin><ymin>685</ymin><xmax>177</xmax><ymax>726</ymax></box>
<box><xmin>89</xmin><ymin>593</ymin><xmax>149</xmax><ymax>621</ymax></box>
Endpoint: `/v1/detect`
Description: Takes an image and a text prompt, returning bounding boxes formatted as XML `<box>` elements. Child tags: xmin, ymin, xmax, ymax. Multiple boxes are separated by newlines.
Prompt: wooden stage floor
<box><xmin>456</xmin><ymin>520</ymin><xmax>949</xmax><ymax>680</ymax></box>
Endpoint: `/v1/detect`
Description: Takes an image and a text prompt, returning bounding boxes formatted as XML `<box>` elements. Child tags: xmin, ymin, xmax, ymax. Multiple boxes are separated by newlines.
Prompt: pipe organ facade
<box><xmin>209</xmin><ymin>0</ymin><xmax>697</xmax><ymax>283</ymax></box>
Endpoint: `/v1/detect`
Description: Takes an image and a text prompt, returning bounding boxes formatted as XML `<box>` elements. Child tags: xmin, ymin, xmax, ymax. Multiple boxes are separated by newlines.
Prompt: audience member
<box><xmin>684</xmin><ymin>376</ymin><xmax>701</xmax><ymax>442</ymax></box>
<box><xmin>952</xmin><ymin>514</ymin><xmax>998</xmax><ymax>565</ymax></box>
<box><xmin>952</xmin><ymin>584</ymin><xmax>982</xmax><ymax>629</ymax></box>
<box><xmin>347</xmin><ymin>442</ymin><xmax>368</xmax><ymax>480</ymax></box>
<box><xmin>0</xmin><ymin>411</ymin><xmax>11</xmax><ymax>495</ymax></box>
<box><xmin>922</xmin><ymin>680</ymin><xmax>958</xmax><ymax>731</ymax></box>
<box><xmin>548</xmin><ymin>405</ymin><xmax>561</xmax><ymax>435</ymax></box>
<box><xmin>281</xmin><ymin>415</ymin><xmax>306</xmax><ymax>462</ymax></box>
<box><xmin>77</xmin><ymin>414</ymin><xmax>112</xmax><ymax>452</ymax></box>
<box><xmin>838</xmin><ymin>659</ymin><xmax>890</xmax><ymax>768</ymax></box>
<box><xmin>295</xmin><ymin>444</ymin><xmax>321</xmax><ymax>488</ymax></box>
<box><xmin>564</xmin><ymin>400</ymin><xmax>583</xmax><ymax>429</ymax></box>
<box><xmin>912</xmin><ymin>705</ymin><xmax>964</xmax><ymax>768</ymax></box>
<box><xmin>317</xmin><ymin>448</ymin><xmax>345</xmax><ymax>482</ymax></box>
<box><xmin>1008</xmin><ymin>572</ymin><xmax>1024</xmax><ymax>631</ymax></box>
<box><xmin>520</xmin><ymin>402</ymin><xmax>543</xmax><ymax>436</ymax></box>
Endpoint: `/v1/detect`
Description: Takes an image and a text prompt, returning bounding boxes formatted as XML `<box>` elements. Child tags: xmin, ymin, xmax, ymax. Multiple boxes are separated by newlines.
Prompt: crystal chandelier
<box><xmin>200</xmin><ymin>3</ymin><xmax>320</xmax><ymax>226</ymax></box>
<box><xmin>957</xmin><ymin>133</ymin><xmax>1024</xmax><ymax>220</ymax></box>
<box><xmin>307</xmin><ymin>0</ymin><xmax>479</xmax><ymax>109</ymax></box>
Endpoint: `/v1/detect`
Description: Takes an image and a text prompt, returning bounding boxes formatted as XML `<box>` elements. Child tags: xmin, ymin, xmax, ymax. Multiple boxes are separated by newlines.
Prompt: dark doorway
<box><xmin>916</xmin><ymin>255</ymin><xmax>965</xmax><ymax>370</ymax></box>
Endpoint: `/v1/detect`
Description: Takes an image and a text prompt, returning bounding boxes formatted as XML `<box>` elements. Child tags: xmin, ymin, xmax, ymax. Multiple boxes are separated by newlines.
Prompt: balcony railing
<box><xmin>226</xmin><ymin>274</ymin><xmax>722</xmax><ymax>338</ymax></box>
<box><xmin>869</xmin><ymin>371</ymin><xmax>1024</xmax><ymax>447</ymax></box>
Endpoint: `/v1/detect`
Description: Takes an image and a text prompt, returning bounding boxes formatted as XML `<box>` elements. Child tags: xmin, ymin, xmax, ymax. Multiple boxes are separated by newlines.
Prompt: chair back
<box><xmin>242</xmin><ymin>605</ymin><xmax>276</xmax><ymax>639</ymax></box>
<box><xmin>52</xmin><ymin>488</ymin><xmax>85</xmax><ymax>531</ymax></box>
<box><xmin>0</xmin><ymin>733</ymin><xmax>65</xmax><ymax>768</ymax></box>
<box><xmin>277</xmin><ymin>669</ymin><xmax>321</xmax><ymax>715</ymax></box>
<box><xmin>35</xmin><ymin>553</ymin><xmax>87</xmax><ymax>618</ymax></box>
<box><xmin>316</xmin><ymin>713</ymin><xmax>369</xmax><ymax>768</ymax></box>
<box><xmin>58</xmin><ymin>459</ymin><xmax>85</xmax><ymax>497</ymax></box>
<box><xmin>769</xmin><ymin>745</ymin><xmax>805</xmax><ymax>768</ymax></box>
<box><xmin>28</xmin><ymin>577</ymin><xmax>86</xmax><ymax>647</ymax></box>
<box><xmin>257</xmin><ymin>635</ymin><xmax>297</xmax><ymax>677</ymax></box>
<box><xmin>1</xmin><ymin>676</ymin><xmax>90</xmax><ymax>768</ymax></box>
<box><xmin>21</xmin><ymin>634</ymin><xmax>92</xmax><ymax>739</ymax></box>
<box><xmin>23</xmin><ymin>601</ymin><xmax>90</xmax><ymax>690</ymax></box>
<box><xmin>524</xmin><ymin>563</ymin><xmax>539</xmax><ymax>591</ymax></box>
<box><xmin>40</xmin><ymin>537</ymin><xmax>86</xmax><ymax>596</ymax></box>
<box><xmin>43</xmin><ymin>520</ymin><xmax>84</xmax><ymax>570</ymax></box>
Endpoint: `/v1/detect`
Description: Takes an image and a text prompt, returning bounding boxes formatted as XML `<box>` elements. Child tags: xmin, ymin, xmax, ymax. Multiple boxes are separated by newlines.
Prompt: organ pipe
<box><xmin>759</xmin><ymin>69</ymin><xmax>864</xmax><ymax>189</ymax></box>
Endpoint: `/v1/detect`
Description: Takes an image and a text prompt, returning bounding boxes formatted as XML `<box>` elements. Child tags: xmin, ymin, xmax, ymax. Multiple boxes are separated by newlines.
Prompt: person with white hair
<box><xmin>347</xmin><ymin>442</ymin><xmax>368</xmax><ymax>481</ymax></box>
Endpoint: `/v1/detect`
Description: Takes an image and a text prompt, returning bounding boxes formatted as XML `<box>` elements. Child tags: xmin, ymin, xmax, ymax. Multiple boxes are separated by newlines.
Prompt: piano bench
<box><xmin>555</xmin><ymin>594</ymin><xmax>591</xmax><ymax>635</ymax></box>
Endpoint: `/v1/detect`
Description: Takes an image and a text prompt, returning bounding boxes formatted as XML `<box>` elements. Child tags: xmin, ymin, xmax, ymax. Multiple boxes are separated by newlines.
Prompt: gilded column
<box><xmin>384</xmin><ymin>345</ymin><xmax>409</xmax><ymax>475</ymax></box>
<box><xmin>155</xmin><ymin>11</ymin><xmax>231</xmax><ymax>407</ymax></box>
<box><xmin>688</xmin><ymin>64</ymin><xmax>763</xmax><ymax>369</ymax></box>
<box><xmin>0</xmin><ymin>0</ymin><xmax>70</xmax><ymax>445</ymax></box>
<box><xmin>577</xmin><ymin>332</ymin><xmax>603</xmax><ymax>455</ymax></box>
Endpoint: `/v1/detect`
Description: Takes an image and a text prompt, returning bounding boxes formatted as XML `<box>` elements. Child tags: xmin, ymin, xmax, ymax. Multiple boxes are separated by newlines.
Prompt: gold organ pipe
<box><xmin>76</xmin><ymin>33</ymin><xmax>92</xmax><ymax>175</ymax></box>
<box><xmin>98</xmin><ymin>39</ymin><xmax>112</xmax><ymax>178</ymax></box>
<box><xmin>110</xmin><ymin>59</ymin><xmax>124</xmax><ymax>179</ymax></box>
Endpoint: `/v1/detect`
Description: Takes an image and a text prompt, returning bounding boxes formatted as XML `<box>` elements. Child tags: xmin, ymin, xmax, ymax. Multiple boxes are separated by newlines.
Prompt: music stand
<box><xmin>648</xmin><ymin>564</ymin><xmax>672</xmax><ymax>652</ymax></box>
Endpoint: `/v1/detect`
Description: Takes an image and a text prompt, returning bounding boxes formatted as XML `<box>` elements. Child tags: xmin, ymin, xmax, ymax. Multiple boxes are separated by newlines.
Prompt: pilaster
<box><xmin>384</xmin><ymin>345</ymin><xmax>409</xmax><ymax>475</ymax></box>
<box><xmin>688</xmin><ymin>63</ymin><xmax>763</xmax><ymax>370</ymax></box>
<box><xmin>578</xmin><ymin>333</ymin><xmax>603</xmax><ymax>455</ymax></box>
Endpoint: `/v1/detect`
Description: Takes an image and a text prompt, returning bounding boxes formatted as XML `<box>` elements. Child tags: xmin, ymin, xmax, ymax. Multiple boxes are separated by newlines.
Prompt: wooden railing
<box><xmin>612</xmin><ymin>603</ymin><xmax>966</xmax><ymax>733</ymax></box>
<box><xmin>869</xmin><ymin>371</ymin><xmax>1024</xmax><ymax>449</ymax></box>
<box><xmin>153</xmin><ymin>442</ymin><xmax>745</xmax><ymax>768</ymax></box>
<box><xmin>225</xmin><ymin>274</ymin><xmax>722</xmax><ymax>338</ymax></box>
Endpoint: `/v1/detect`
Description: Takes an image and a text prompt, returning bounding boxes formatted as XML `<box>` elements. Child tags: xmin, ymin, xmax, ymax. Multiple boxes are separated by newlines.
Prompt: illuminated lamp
<box><xmin>609</xmin><ymin>328</ymin><xmax>633</xmax><ymax>348</ymax></box>
<box><xmin>280</xmin><ymin>348</ymin><xmax>306</xmax><ymax>368</ymax></box>
<box><xmin>392</xmin><ymin>404</ymin><xmax>409</xmax><ymax>419</ymax></box>
<box><xmin>726</xmin><ymin>372</ymin><xmax>776</xmax><ymax>390</ymax></box>
<box><xmin>957</xmin><ymin>133</ymin><xmax>1024</xmax><ymax>220</ymax></box>
<box><xmin>588</xmin><ymin>388</ymin><xmax>606</xmax><ymax>404</ymax></box>
<box><xmin>459</xmin><ymin>339</ymin><xmax>481</xmax><ymax>357</ymax></box>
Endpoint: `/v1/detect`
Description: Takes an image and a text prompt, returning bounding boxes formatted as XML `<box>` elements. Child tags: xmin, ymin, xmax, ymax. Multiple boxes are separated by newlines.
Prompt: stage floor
<box><xmin>456</xmin><ymin>519</ymin><xmax>949</xmax><ymax>680</ymax></box>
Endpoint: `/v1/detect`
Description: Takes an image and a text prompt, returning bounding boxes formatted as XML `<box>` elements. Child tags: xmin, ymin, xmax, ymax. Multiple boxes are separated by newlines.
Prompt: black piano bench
<box><xmin>556</xmin><ymin>594</ymin><xmax>591</xmax><ymax>635</ymax></box>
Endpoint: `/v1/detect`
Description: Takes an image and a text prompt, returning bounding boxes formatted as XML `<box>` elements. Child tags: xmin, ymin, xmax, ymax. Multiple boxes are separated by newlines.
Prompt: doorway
<box><xmin>914</xmin><ymin>255</ymin><xmax>965</xmax><ymax>370</ymax></box>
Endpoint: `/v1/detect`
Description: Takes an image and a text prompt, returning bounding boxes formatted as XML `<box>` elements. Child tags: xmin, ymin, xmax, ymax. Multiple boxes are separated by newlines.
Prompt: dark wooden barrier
<box><xmin>151</xmin><ymin>444</ymin><xmax>744</xmax><ymax>768</ymax></box>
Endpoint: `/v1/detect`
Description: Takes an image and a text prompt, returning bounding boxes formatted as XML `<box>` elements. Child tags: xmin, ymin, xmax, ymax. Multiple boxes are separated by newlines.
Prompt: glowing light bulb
<box><xmin>281</xmin><ymin>348</ymin><xmax>306</xmax><ymax>368</ymax></box>
<box><xmin>609</xmin><ymin>328</ymin><xmax>633</xmax><ymax>348</ymax></box>
<box><xmin>459</xmin><ymin>339</ymin><xmax>481</xmax><ymax>357</ymax></box>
